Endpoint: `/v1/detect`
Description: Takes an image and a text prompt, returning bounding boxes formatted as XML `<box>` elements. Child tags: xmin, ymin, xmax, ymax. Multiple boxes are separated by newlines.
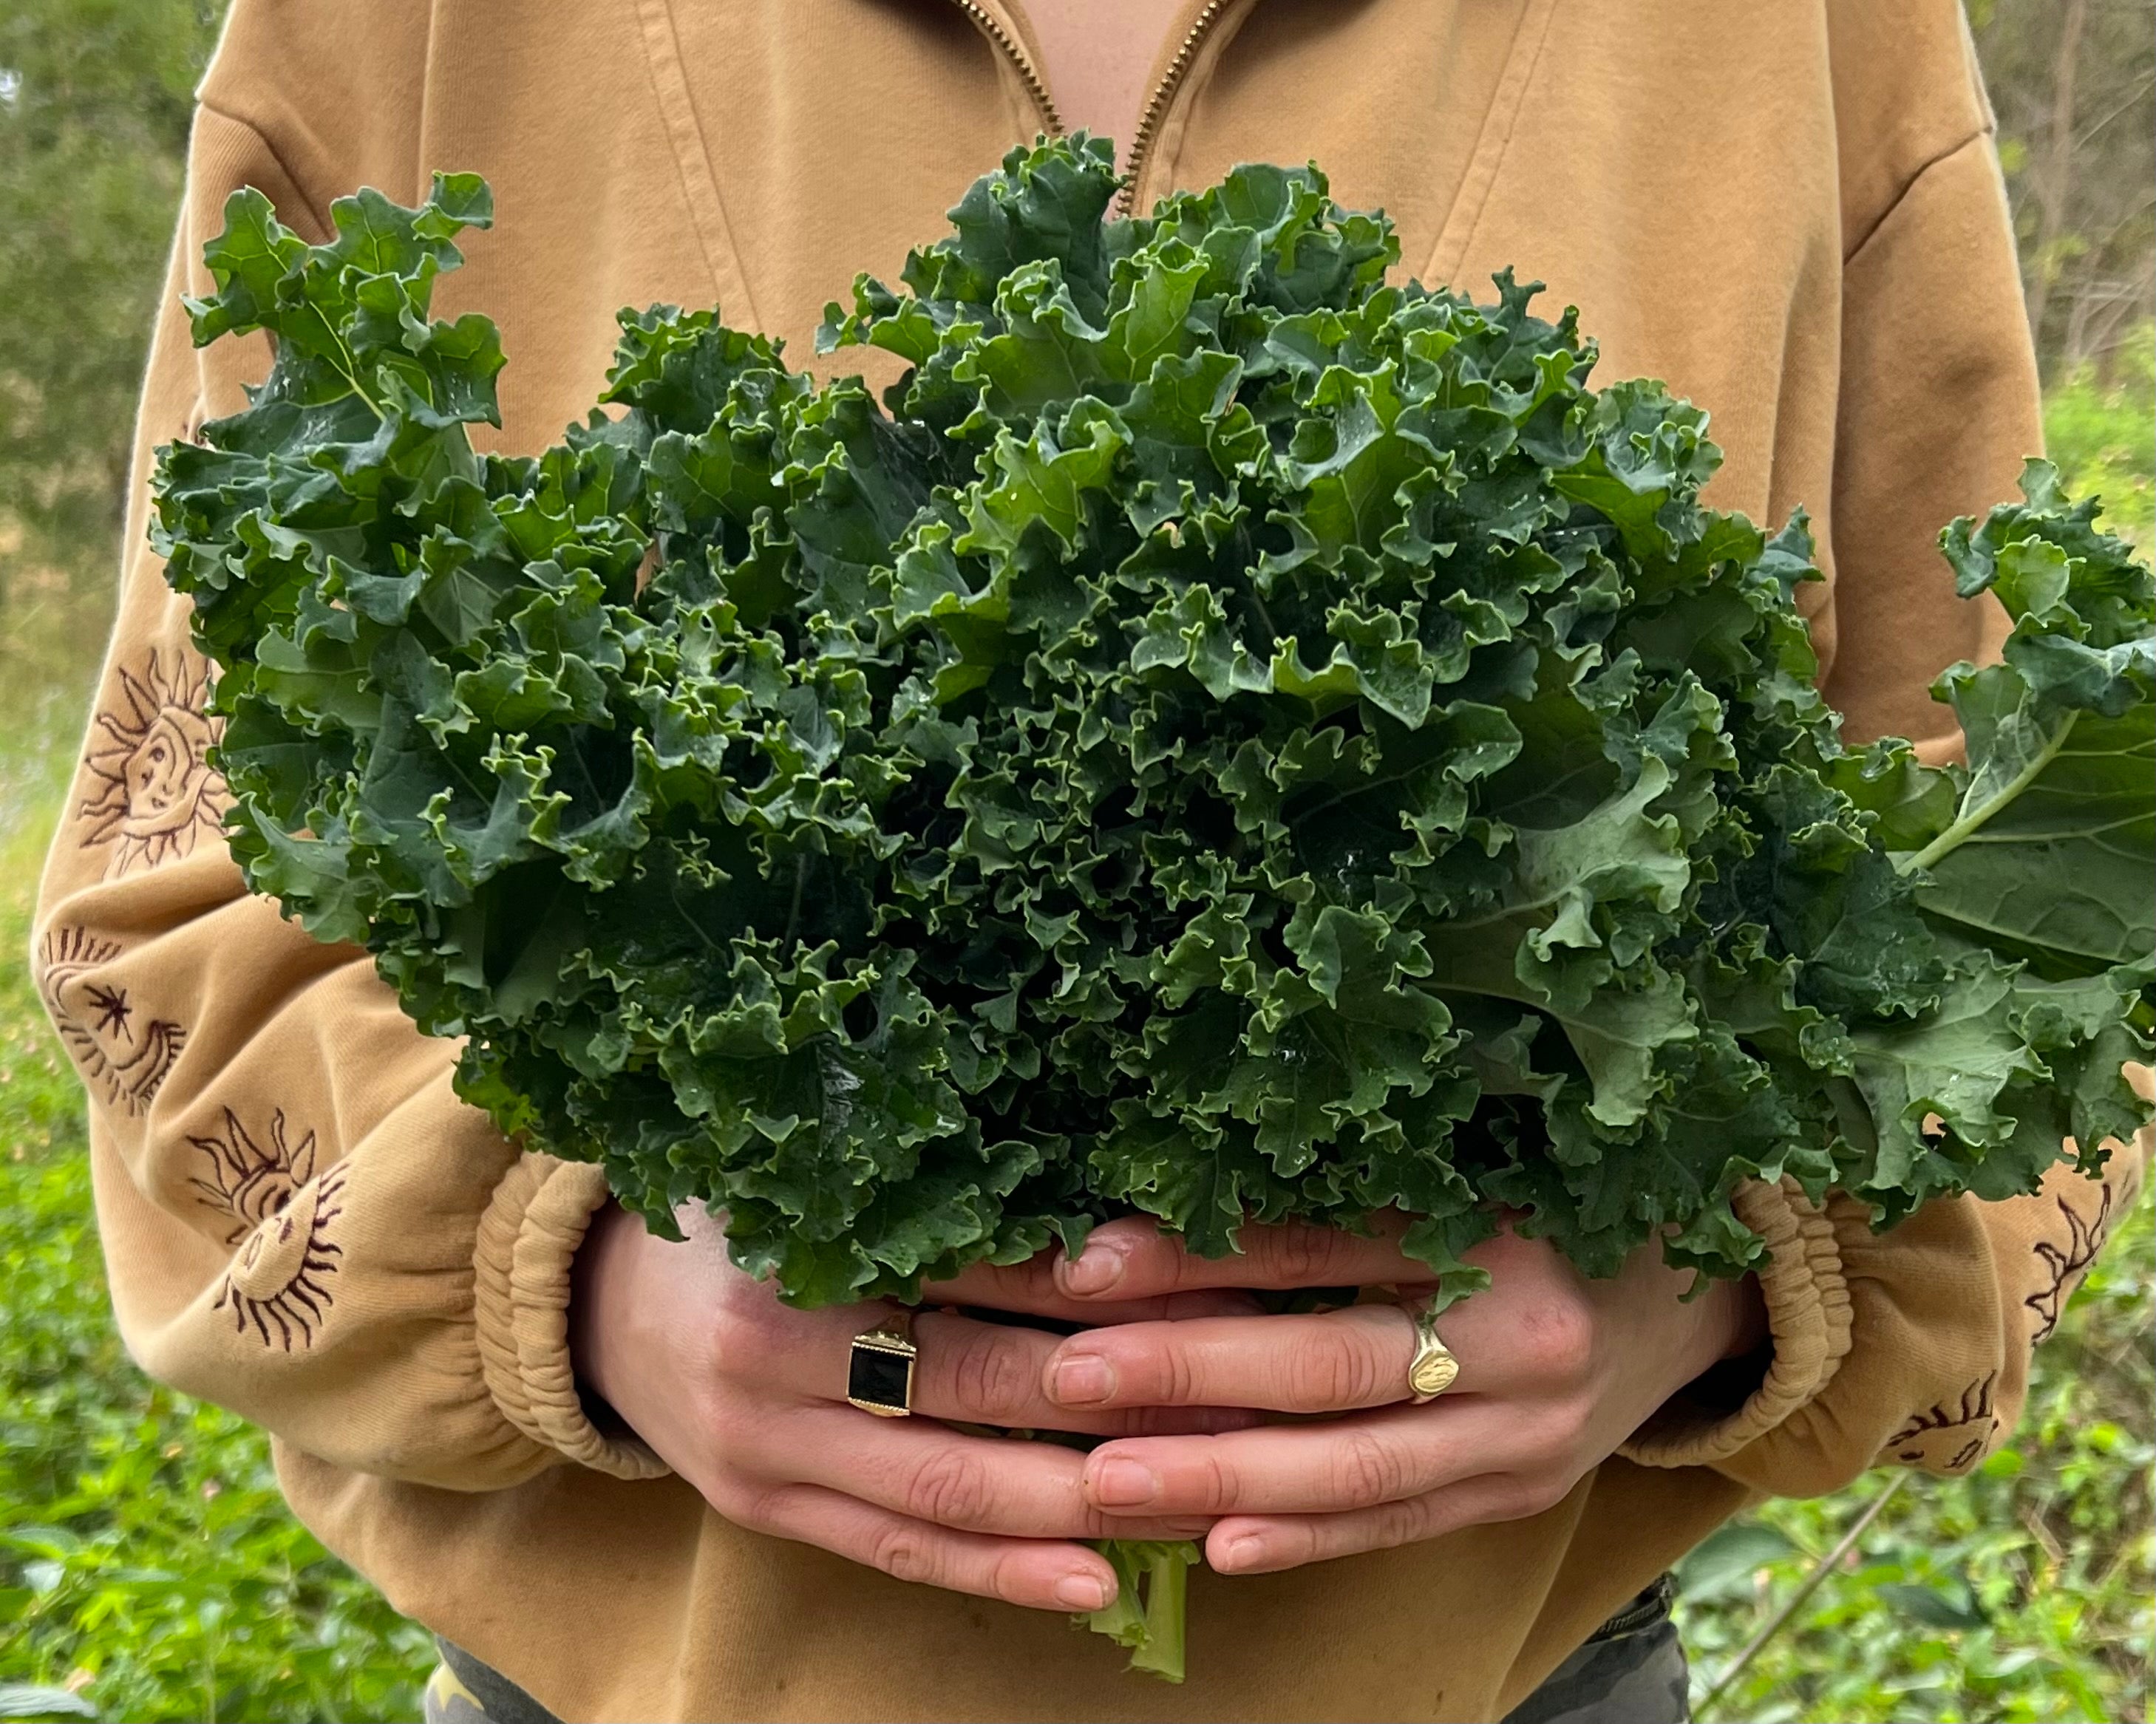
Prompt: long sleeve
<box><xmin>33</xmin><ymin>93</ymin><xmax>661</xmax><ymax>1491</ymax></box>
<box><xmin>1622</xmin><ymin>15</ymin><xmax>2152</xmax><ymax>1492</ymax></box>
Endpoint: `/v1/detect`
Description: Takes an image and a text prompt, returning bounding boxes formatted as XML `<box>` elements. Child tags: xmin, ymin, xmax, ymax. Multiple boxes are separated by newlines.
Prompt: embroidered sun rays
<box><xmin>35</xmin><ymin>924</ymin><xmax>186</xmax><ymax>1115</ymax></box>
<box><xmin>189</xmin><ymin>1108</ymin><xmax>344</xmax><ymax>1349</ymax></box>
<box><xmin>78</xmin><ymin>647</ymin><xmax>228</xmax><ymax>877</ymax></box>
<box><xmin>2027</xmin><ymin>1182</ymin><xmax>2115</xmax><ymax>1344</ymax></box>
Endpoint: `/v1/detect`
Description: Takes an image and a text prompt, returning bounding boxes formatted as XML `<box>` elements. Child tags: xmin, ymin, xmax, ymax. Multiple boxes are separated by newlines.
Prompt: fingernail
<box><xmin>1089</xmin><ymin>1456</ymin><xmax>1160</xmax><ymax>1507</ymax></box>
<box><xmin>1217</xmin><ymin>1535</ymin><xmax>1265</xmax><ymax>1574</ymax></box>
<box><xmin>1055</xmin><ymin>1573</ymin><xmax>1109</xmax><ymax>1611</ymax></box>
<box><xmin>1061</xmin><ymin>1244</ymin><xmax>1125</xmax><ymax>1295</ymax></box>
<box><xmin>1050</xmin><ymin>1355</ymin><xmax>1115</xmax><ymax>1406</ymax></box>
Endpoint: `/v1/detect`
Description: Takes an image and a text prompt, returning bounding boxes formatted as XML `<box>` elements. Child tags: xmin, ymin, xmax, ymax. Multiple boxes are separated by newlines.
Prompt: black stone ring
<box><xmin>846</xmin><ymin>1310</ymin><xmax>918</xmax><ymax>1418</ymax></box>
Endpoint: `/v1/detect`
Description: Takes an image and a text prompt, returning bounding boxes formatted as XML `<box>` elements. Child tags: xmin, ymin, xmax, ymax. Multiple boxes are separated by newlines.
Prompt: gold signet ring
<box><xmin>846</xmin><ymin>1310</ymin><xmax>917</xmax><ymax>1417</ymax></box>
<box><xmin>1403</xmin><ymin>1298</ymin><xmax>1460</xmax><ymax>1403</ymax></box>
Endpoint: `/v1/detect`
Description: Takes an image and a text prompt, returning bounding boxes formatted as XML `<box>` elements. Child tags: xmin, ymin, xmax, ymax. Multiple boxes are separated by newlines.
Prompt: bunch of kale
<box><xmin>157</xmin><ymin>136</ymin><xmax>2154</xmax><ymax>1311</ymax></box>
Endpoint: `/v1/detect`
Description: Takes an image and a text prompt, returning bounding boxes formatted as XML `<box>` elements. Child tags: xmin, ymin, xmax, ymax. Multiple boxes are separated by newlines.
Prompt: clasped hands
<box><xmin>572</xmin><ymin>1203</ymin><xmax>1764</xmax><ymax>1616</ymax></box>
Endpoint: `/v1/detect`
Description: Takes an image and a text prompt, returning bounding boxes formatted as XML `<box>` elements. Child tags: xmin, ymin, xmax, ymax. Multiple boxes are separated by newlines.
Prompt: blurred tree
<box><xmin>1973</xmin><ymin>0</ymin><xmax>2156</xmax><ymax>381</ymax></box>
<box><xmin>0</xmin><ymin>0</ymin><xmax>227</xmax><ymax>618</ymax></box>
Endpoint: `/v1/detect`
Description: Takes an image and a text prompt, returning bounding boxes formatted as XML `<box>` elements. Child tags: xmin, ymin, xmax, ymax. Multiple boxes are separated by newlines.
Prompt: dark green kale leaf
<box><xmin>1912</xmin><ymin>463</ymin><xmax>2156</xmax><ymax>974</ymax></box>
<box><xmin>157</xmin><ymin>137</ymin><xmax>2155</xmax><ymax>1313</ymax></box>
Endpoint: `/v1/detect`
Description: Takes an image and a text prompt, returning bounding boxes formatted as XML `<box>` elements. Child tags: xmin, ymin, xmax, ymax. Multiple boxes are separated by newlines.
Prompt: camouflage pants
<box><xmin>422</xmin><ymin>1575</ymin><xmax>1688</xmax><ymax>1724</ymax></box>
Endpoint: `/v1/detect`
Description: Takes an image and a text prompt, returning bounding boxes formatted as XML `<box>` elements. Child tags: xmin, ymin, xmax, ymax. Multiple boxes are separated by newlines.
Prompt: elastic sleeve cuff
<box><xmin>474</xmin><ymin>1156</ymin><xmax>670</xmax><ymax>1482</ymax></box>
<box><xmin>1618</xmin><ymin>1177</ymin><xmax>1855</xmax><ymax>1469</ymax></box>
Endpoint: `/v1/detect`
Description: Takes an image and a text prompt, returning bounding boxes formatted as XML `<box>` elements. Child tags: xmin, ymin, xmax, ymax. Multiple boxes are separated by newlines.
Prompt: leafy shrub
<box><xmin>1679</xmin><ymin>1193</ymin><xmax>2154</xmax><ymax>1723</ymax></box>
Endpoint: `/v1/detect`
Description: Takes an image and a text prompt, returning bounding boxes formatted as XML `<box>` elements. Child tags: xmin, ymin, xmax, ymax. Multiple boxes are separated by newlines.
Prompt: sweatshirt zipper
<box><xmin>951</xmin><ymin>1</ymin><xmax>1228</xmax><ymax>217</ymax></box>
<box><xmin>953</xmin><ymin>1</ymin><xmax>1064</xmax><ymax>135</ymax></box>
<box><xmin>1115</xmin><ymin>0</ymin><xmax>1229</xmax><ymax>215</ymax></box>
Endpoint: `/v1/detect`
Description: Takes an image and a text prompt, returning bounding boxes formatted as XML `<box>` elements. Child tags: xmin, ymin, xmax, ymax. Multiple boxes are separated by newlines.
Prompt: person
<box><xmin>33</xmin><ymin>1</ymin><xmax>2149</xmax><ymax>1720</ymax></box>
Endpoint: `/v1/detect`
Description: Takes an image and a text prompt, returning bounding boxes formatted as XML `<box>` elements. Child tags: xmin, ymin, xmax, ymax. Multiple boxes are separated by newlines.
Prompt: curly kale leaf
<box><xmin>1911</xmin><ymin>461</ymin><xmax>2156</xmax><ymax>972</ymax></box>
<box><xmin>157</xmin><ymin>138</ymin><xmax>2154</xmax><ymax>1309</ymax></box>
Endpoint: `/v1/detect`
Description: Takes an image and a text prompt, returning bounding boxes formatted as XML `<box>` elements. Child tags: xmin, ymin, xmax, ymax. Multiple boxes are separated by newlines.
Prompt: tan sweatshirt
<box><xmin>33</xmin><ymin>1</ymin><xmax>2151</xmax><ymax>1719</ymax></box>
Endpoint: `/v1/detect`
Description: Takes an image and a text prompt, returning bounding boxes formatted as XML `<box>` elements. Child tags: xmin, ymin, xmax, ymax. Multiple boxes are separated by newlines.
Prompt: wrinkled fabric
<box><xmin>35</xmin><ymin>1</ymin><xmax>2149</xmax><ymax>1719</ymax></box>
<box><xmin>426</xmin><ymin>1580</ymin><xmax>1690</xmax><ymax>1724</ymax></box>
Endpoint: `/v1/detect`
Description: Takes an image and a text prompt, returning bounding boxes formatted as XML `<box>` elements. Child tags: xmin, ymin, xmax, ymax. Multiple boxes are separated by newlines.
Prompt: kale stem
<box><xmin>1129</xmin><ymin>1544</ymin><xmax>1191</xmax><ymax>1683</ymax></box>
<box><xmin>1081</xmin><ymin>1539</ymin><xmax>1198</xmax><ymax>1683</ymax></box>
<box><xmin>1898</xmin><ymin>710</ymin><xmax>2078</xmax><ymax>875</ymax></box>
<box><xmin>324</xmin><ymin>323</ymin><xmax>386</xmax><ymax>420</ymax></box>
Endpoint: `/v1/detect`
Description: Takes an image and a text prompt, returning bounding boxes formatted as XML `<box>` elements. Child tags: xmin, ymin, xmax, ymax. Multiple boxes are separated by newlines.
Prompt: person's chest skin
<box><xmin>1021</xmin><ymin>0</ymin><xmax>1184</xmax><ymax>168</ymax></box>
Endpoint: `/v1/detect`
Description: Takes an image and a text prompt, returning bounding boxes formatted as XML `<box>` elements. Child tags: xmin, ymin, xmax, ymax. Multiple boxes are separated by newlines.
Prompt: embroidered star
<box><xmin>86</xmin><ymin>984</ymin><xmax>134</xmax><ymax>1040</ymax></box>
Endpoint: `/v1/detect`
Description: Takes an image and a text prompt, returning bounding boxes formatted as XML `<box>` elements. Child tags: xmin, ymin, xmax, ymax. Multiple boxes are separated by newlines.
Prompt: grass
<box><xmin>0</xmin><ymin>638</ymin><xmax>433</xmax><ymax>1723</ymax></box>
<box><xmin>2042</xmin><ymin>324</ymin><xmax>2155</xmax><ymax>554</ymax></box>
<box><xmin>0</xmin><ymin>352</ymin><xmax>2149</xmax><ymax>1721</ymax></box>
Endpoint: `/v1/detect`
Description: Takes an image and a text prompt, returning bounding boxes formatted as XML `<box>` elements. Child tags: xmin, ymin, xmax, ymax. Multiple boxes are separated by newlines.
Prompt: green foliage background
<box><xmin>0</xmin><ymin>1</ymin><xmax>2147</xmax><ymax>1719</ymax></box>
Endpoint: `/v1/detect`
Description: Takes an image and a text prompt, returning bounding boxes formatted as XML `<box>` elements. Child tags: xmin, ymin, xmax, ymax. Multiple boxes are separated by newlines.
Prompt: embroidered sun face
<box><xmin>188</xmin><ymin>1108</ymin><xmax>321</xmax><ymax>1244</ymax></box>
<box><xmin>78</xmin><ymin>648</ymin><xmax>228</xmax><ymax>877</ymax></box>
<box><xmin>1885</xmin><ymin>1372</ymin><xmax>1999</xmax><ymax>1475</ymax></box>
<box><xmin>189</xmin><ymin>1108</ymin><xmax>343</xmax><ymax>1349</ymax></box>
<box><xmin>216</xmin><ymin>1166</ymin><xmax>347</xmax><ymax>1350</ymax></box>
<box><xmin>35</xmin><ymin>926</ymin><xmax>186</xmax><ymax>1116</ymax></box>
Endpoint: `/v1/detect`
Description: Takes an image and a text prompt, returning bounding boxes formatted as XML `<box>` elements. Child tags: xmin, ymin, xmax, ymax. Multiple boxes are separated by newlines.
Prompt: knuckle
<box><xmin>1194</xmin><ymin>1447</ymin><xmax>1240</xmax><ymax>1512</ymax></box>
<box><xmin>1517</xmin><ymin>1296</ymin><xmax>1596</xmax><ymax>1385</ymax></box>
<box><xmin>730</xmin><ymin>1481</ymin><xmax>797</xmax><ymax>1538</ymax></box>
<box><xmin>1166</xmin><ymin>1239</ymin><xmax>1214</xmax><ymax>1292</ymax></box>
<box><xmin>1330</xmin><ymin>1426</ymin><xmax>1412</xmax><ymax>1506</ymax></box>
<box><xmin>1265</xmin><ymin>1226</ymin><xmax>1337</xmax><ymax>1288</ymax></box>
<box><xmin>678</xmin><ymin>1321</ymin><xmax>730</xmax><ymax>1394</ymax></box>
<box><xmin>998</xmin><ymin>1253</ymin><xmax>1058</xmax><ymax>1307</ymax></box>
<box><xmin>1268</xmin><ymin>1517</ymin><xmax>1319</xmax><ymax>1569</ymax></box>
<box><xmin>1493</xmin><ymin>1474</ymin><xmax>1562</xmax><ymax>1522</ymax></box>
<box><xmin>984</xmin><ymin>1547</ymin><xmax>1037</xmax><ymax>1605</ymax></box>
<box><xmin>1147</xmin><ymin>1442</ymin><xmax>1237</xmax><ymax>1513</ymax></box>
<box><xmin>868</xmin><ymin>1522</ymin><xmax>943</xmax><ymax>1587</ymax></box>
<box><xmin>1128</xmin><ymin>1403</ymin><xmax>1231</xmax><ymax>1437</ymax></box>
<box><xmin>1151</xmin><ymin>1342</ymin><xmax>1201</xmax><ymax>1407</ymax></box>
<box><xmin>712</xmin><ymin>1298</ymin><xmax>786</xmax><ymax>1381</ymax></box>
<box><xmin>1124</xmin><ymin>1404</ymin><xmax>1179</xmax><ymax>1438</ymax></box>
<box><xmin>1363</xmin><ymin>1493</ymin><xmax>1435</xmax><ymax>1553</ymax></box>
<box><xmin>905</xmin><ymin>1448</ymin><xmax>998</xmax><ymax>1529</ymax></box>
<box><xmin>1341</xmin><ymin>1331</ymin><xmax>1392</xmax><ymax>1407</ymax></box>
<box><xmin>1531</xmin><ymin>1474</ymin><xmax>1574</xmax><ymax>1516</ymax></box>
<box><xmin>947</xmin><ymin>1330</ymin><xmax>1035</xmax><ymax>1423</ymax></box>
<box><xmin>1288</xmin><ymin>1330</ymin><xmax>1384</xmax><ymax>1410</ymax></box>
<box><xmin>1265</xmin><ymin>1516</ymin><xmax>1323</xmax><ymax>1569</ymax></box>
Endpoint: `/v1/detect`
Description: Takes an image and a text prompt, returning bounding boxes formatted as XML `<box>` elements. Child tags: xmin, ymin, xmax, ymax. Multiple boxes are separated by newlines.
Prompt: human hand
<box><xmin>568</xmin><ymin>1203</ymin><xmax>1262</xmax><ymax>1613</ymax></box>
<box><xmin>1033</xmin><ymin>1215</ymin><xmax>1766</xmax><ymax>1575</ymax></box>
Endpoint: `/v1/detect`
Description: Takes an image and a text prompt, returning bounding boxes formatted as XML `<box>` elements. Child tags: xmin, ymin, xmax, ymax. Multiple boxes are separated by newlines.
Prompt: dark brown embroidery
<box><xmin>77</xmin><ymin>647</ymin><xmax>228</xmax><ymax>877</ymax></box>
<box><xmin>86</xmin><ymin>984</ymin><xmax>133</xmax><ymax>1038</ymax></box>
<box><xmin>35</xmin><ymin>926</ymin><xmax>186</xmax><ymax>1116</ymax></box>
<box><xmin>191</xmin><ymin>1109</ymin><xmax>343</xmax><ymax>1350</ymax></box>
<box><xmin>1886</xmin><ymin>1372</ymin><xmax>1998</xmax><ymax>1474</ymax></box>
<box><xmin>2026</xmin><ymin>1182</ymin><xmax>2115</xmax><ymax>1345</ymax></box>
<box><xmin>188</xmin><ymin>1108</ymin><xmax>320</xmax><ymax>1244</ymax></box>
